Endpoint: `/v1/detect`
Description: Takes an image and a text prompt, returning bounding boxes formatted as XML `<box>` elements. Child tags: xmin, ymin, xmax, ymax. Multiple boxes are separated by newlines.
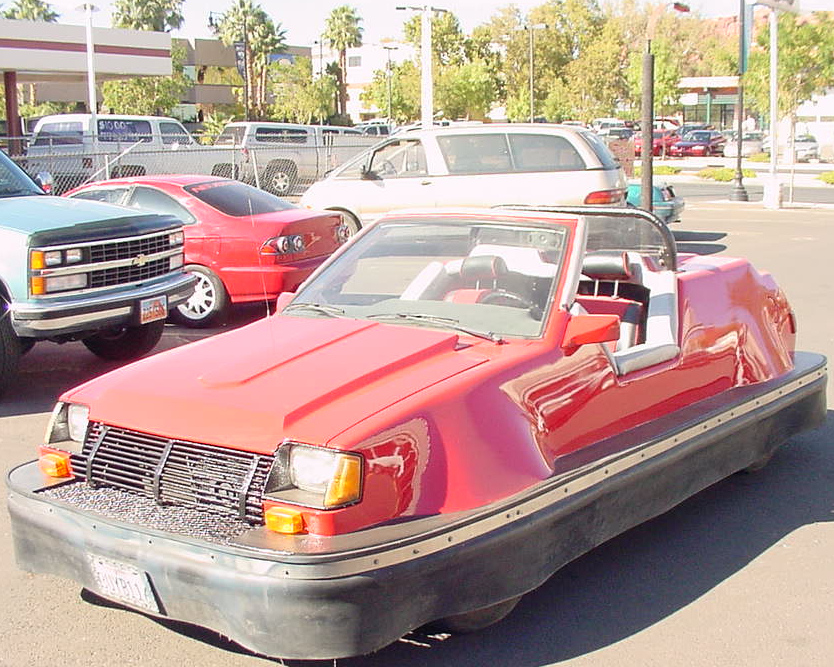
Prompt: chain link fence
<box><xmin>5</xmin><ymin>132</ymin><xmax>378</xmax><ymax>197</ymax></box>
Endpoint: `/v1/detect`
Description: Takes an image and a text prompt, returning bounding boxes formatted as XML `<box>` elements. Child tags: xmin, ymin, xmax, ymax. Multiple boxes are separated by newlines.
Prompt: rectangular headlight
<box><xmin>264</xmin><ymin>443</ymin><xmax>362</xmax><ymax>509</ymax></box>
<box><xmin>45</xmin><ymin>274</ymin><xmax>88</xmax><ymax>293</ymax></box>
<box><xmin>45</xmin><ymin>402</ymin><xmax>89</xmax><ymax>454</ymax></box>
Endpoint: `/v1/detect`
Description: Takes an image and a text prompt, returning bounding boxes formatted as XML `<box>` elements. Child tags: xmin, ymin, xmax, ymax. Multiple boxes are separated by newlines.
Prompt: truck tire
<box><xmin>169</xmin><ymin>265</ymin><xmax>228</xmax><ymax>328</ymax></box>
<box><xmin>109</xmin><ymin>165</ymin><xmax>146</xmax><ymax>178</ymax></box>
<box><xmin>263</xmin><ymin>161</ymin><xmax>298</xmax><ymax>196</ymax></box>
<box><xmin>82</xmin><ymin>320</ymin><xmax>165</xmax><ymax>361</ymax></box>
<box><xmin>0</xmin><ymin>307</ymin><xmax>22</xmax><ymax>396</ymax></box>
<box><xmin>432</xmin><ymin>595</ymin><xmax>522</xmax><ymax>634</ymax></box>
<box><xmin>211</xmin><ymin>163</ymin><xmax>240</xmax><ymax>180</ymax></box>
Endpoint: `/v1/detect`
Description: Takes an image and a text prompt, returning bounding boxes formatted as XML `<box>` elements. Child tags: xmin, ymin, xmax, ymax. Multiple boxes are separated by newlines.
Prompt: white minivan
<box><xmin>300</xmin><ymin>124</ymin><xmax>627</xmax><ymax>233</ymax></box>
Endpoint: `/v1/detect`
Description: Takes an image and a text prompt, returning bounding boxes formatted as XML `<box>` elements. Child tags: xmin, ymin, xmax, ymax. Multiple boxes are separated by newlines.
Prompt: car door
<box><xmin>340</xmin><ymin>138</ymin><xmax>433</xmax><ymax>222</ymax></box>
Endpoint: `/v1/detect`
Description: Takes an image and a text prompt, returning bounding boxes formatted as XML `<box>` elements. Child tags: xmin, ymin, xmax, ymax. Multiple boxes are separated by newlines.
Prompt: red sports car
<box><xmin>8</xmin><ymin>207</ymin><xmax>826</xmax><ymax>660</ymax></box>
<box><xmin>65</xmin><ymin>175</ymin><xmax>348</xmax><ymax>326</ymax></box>
<box><xmin>668</xmin><ymin>130</ymin><xmax>726</xmax><ymax>157</ymax></box>
<box><xmin>634</xmin><ymin>129</ymin><xmax>680</xmax><ymax>157</ymax></box>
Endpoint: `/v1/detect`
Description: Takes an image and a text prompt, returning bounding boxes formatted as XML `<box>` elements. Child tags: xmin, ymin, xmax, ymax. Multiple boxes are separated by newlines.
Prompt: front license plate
<box><xmin>88</xmin><ymin>554</ymin><xmax>159</xmax><ymax>613</ymax></box>
<box><xmin>139</xmin><ymin>295</ymin><xmax>167</xmax><ymax>324</ymax></box>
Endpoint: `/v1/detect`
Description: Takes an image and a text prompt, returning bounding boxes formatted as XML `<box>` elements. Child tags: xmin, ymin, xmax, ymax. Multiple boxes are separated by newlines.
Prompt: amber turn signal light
<box><xmin>264</xmin><ymin>506</ymin><xmax>305</xmax><ymax>534</ymax></box>
<box><xmin>38</xmin><ymin>449</ymin><xmax>73</xmax><ymax>478</ymax></box>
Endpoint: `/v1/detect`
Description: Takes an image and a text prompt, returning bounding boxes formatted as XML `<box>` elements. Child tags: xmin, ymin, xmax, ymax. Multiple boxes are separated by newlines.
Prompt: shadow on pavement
<box><xmin>674</xmin><ymin>229</ymin><xmax>728</xmax><ymax>255</ymax></box>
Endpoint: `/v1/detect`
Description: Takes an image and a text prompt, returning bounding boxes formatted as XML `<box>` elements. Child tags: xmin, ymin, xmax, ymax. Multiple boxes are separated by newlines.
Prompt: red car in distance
<box><xmin>65</xmin><ymin>175</ymin><xmax>348</xmax><ymax>326</ymax></box>
<box><xmin>634</xmin><ymin>129</ymin><xmax>680</xmax><ymax>157</ymax></box>
<box><xmin>668</xmin><ymin>130</ymin><xmax>726</xmax><ymax>157</ymax></box>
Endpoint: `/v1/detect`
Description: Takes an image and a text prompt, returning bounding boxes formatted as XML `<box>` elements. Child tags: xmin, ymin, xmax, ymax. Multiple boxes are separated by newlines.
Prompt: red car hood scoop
<box><xmin>76</xmin><ymin>315</ymin><xmax>487</xmax><ymax>454</ymax></box>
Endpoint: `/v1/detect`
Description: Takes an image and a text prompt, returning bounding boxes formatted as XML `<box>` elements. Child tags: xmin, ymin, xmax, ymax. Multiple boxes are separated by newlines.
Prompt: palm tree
<box><xmin>213</xmin><ymin>0</ymin><xmax>287</xmax><ymax>119</ymax></box>
<box><xmin>111</xmin><ymin>0</ymin><xmax>184</xmax><ymax>32</ymax></box>
<box><xmin>3</xmin><ymin>0</ymin><xmax>59</xmax><ymax>21</ymax></box>
<box><xmin>323</xmin><ymin>5</ymin><xmax>363</xmax><ymax>117</ymax></box>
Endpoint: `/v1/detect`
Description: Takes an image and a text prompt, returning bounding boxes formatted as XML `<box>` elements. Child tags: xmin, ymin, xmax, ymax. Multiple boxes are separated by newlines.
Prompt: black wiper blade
<box><xmin>282</xmin><ymin>302</ymin><xmax>346</xmax><ymax>318</ymax></box>
<box><xmin>367</xmin><ymin>312</ymin><xmax>504</xmax><ymax>344</ymax></box>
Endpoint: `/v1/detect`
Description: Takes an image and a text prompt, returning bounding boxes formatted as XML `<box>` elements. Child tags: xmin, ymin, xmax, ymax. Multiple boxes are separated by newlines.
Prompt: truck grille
<box><xmin>89</xmin><ymin>234</ymin><xmax>173</xmax><ymax>263</ymax></box>
<box><xmin>71</xmin><ymin>423</ymin><xmax>275</xmax><ymax>524</ymax></box>
<box><xmin>89</xmin><ymin>257</ymin><xmax>172</xmax><ymax>288</ymax></box>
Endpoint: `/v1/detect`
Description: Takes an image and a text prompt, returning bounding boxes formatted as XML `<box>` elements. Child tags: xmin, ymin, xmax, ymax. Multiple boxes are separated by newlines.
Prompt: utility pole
<box><xmin>397</xmin><ymin>5</ymin><xmax>447</xmax><ymax>128</ymax></box>
<box><xmin>383</xmin><ymin>45</ymin><xmax>398</xmax><ymax>122</ymax></box>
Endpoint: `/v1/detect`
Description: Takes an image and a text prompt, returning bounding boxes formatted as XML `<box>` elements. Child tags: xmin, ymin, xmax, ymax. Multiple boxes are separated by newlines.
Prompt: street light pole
<box><xmin>383</xmin><ymin>45</ymin><xmax>398</xmax><ymax>122</ymax></box>
<box><xmin>730</xmin><ymin>0</ymin><xmax>749</xmax><ymax>201</ymax></box>
<box><xmin>79</xmin><ymin>3</ymin><xmax>99</xmax><ymax>135</ymax></box>
<box><xmin>515</xmin><ymin>23</ymin><xmax>546</xmax><ymax>123</ymax></box>
<box><xmin>397</xmin><ymin>5</ymin><xmax>446</xmax><ymax>128</ymax></box>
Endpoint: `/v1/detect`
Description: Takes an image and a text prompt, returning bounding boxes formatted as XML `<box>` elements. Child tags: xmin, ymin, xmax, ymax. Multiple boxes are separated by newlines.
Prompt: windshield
<box><xmin>289</xmin><ymin>216</ymin><xmax>570</xmax><ymax>339</ymax></box>
<box><xmin>0</xmin><ymin>151</ymin><xmax>43</xmax><ymax>197</ymax></box>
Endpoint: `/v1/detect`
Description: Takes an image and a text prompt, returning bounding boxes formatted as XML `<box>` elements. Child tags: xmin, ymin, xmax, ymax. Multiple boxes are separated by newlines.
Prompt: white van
<box><xmin>300</xmin><ymin>123</ymin><xmax>627</xmax><ymax>233</ymax></box>
<box><xmin>25</xmin><ymin>114</ymin><xmax>199</xmax><ymax>193</ymax></box>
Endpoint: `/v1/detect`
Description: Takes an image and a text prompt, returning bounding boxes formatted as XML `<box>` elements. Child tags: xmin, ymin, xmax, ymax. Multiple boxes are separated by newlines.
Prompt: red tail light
<box><xmin>584</xmin><ymin>189</ymin><xmax>625</xmax><ymax>205</ymax></box>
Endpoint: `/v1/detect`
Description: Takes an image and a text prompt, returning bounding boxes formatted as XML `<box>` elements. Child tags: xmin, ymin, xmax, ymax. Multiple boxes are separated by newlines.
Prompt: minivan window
<box><xmin>255</xmin><ymin>127</ymin><xmax>308</xmax><ymax>144</ymax></box>
<box><xmin>508</xmin><ymin>134</ymin><xmax>586</xmax><ymax>172</ymax></box>
<box><xmin>98</xmin><ymin>119</ymin><xmax>153</xmax><ymax>143</ymax></box>
<box><xmin>580</xmin><ymin>131</ymin><xmax>619</xmax><ymax>170</ymax></box>
<box><xmin>367</xmin><ymin>139</ymin><xmax>427</xmax><ymax>178</ymax></box>
<box><xmin>32</xmin><ymin>122</ymin><xmax>84</xmax><ymax>146</ymax></box>
<box><xmin>437</xmin><ymin>134</ymin><xmax>512</xmax><ymax>174</ymax></box>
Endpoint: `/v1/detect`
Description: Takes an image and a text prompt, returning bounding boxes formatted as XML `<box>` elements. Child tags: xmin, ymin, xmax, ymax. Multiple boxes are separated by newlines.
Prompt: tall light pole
<box><xmin>641</xmin><ymin>3</ymin><xmax>689</xmax><ymax>213</ymax></box>
<box><xmin>397</xmin><ymin>5</ymin><xmax>447</xmax><ymax>128</ymax></box>
<box><xmin>730</xmin><ymin>0</ymin><xmax>749</xmax><ymax>201</ymax></box>
<box><xmin>750</xmin><ymin>0</ymin><xmax>798</xmax><ymax>210</ymax></box>
<box><xmin>514</xmin><ymin>23</ymin><xmax>547</xmax><ymax>123</ymax></box>
<box><xmin>78</xmin><ymin>3</ymin><xmax>99</xmax><ymax>135</ymax></box>
<box><xmin>383</xmin><ymin>45</ymin><xmax>398</xmax><ymax>121</ymax></box>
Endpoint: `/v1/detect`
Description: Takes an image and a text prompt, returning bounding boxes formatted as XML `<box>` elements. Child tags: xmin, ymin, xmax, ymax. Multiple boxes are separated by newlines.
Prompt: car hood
<box><xmin>0</xmin><ymin>195</ymin><xmax>155</xmax><ymax>235</ymax></box>
<box><xmin>68</xmin><ymin>315</ymin><xmax>489</xmax><ymax>454</ymax></box>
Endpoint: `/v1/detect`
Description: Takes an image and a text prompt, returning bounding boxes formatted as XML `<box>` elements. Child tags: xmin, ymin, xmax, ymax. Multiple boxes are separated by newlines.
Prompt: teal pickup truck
<box><xmin>0</xmin><ymin>150</ymin><xmax>195</xmax><ymax>395</ymax></box>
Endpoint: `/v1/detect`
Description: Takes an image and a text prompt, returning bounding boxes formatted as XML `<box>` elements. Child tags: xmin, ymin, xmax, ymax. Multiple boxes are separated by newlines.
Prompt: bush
<box><xmin>697</xmin><ymin>167</ymin><xmax>756</xmax><ymax>181</ymax></box>
<box><xmin>748</xmin><ymin>152</ymin><xmax>770</xmax><ymax>162</ymax></box>
<box><xmin>818</xmin><ymin>171</ymin><xmax>834</xmax><ymax>185</ymax></box>
<box><xmin>633</xmin><ymin>165</ymin><xmax>681</xmax><ymax>177</ymax></box>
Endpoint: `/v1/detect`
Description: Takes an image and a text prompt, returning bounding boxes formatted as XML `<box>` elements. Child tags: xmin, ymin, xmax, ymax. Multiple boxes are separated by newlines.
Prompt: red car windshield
<box><xmin>289</xmin><ymin>216</ymin><xmax>570</xmax><ymax>339</ymax></box>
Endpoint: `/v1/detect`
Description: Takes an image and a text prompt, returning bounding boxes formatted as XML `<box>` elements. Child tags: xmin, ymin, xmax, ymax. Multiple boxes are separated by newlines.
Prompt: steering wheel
<box><xmin>377</xmin><ymin>159</ymin><xmax>397</xmax><ymax>176</ymax></box>
<box><xmin>479</xmin><ymin>290</ymin><xmax>535</xmax><ymax>310</ymax></box>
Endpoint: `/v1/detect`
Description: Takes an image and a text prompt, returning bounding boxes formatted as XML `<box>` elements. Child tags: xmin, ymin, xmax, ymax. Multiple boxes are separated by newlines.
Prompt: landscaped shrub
<box><xmin>633</xmin><ymin>165</ymin><xmax>682</xmax><ymax>177</ymax></box>
<box><xmin>697</xmin><ymin>167</ymin><xmax>756</xmax><ymax>181</ymax></box>
<box><xmin>818</xmin><ymin>171</ymin><xmax>834</xmax><ymax>185</ymax></box>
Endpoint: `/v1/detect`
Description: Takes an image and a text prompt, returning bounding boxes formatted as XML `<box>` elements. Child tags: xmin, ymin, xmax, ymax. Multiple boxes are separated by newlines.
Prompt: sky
<box><xmin>50</xmin><ymin>0</ymin><xmax>834</xmax><ymax>47</ymax></box>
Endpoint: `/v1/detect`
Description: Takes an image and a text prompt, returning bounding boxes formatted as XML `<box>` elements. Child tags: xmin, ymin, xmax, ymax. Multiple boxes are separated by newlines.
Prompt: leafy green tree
<box><xmin>270</xmin><ymin>57</ymin><xmax>337</xmax><ymax>124</ymax></box>
<box><xmin>403</xmin><ymin>11</ymin><xmax>466</xmax><ymax>67</ymax></box>
<box><xmin>360</xmin><ymin>60</ymin><xmax>420</xmax><ymax>123</ymax></box>
<box><xmin>112</xmin><ymin>0</ymin><xmax>182</xmax><ymax>32</ymax></box>
<box><xmin>745</xmin><ymin>11</ymin><xmax>834</xmax><ymax>138</ymax></box>
<box><xmin>213</xmin><ymin>0</ymin><xmax>288</xmax><ymax>120</ymax></box>
<box><xmin>436</xmin><ymin>60</ymin><xmax>496</xmax><ymax>120</ymax></box>
<box><xmin>2</xmin><ymin>0</ymin><xmax>58</xmax><ymax>21</ymax></box>
<box><xmin>101</xmin><ymin>41</ymin><xmax>189</xmax><ymax>115</ymax></box>
<box><xmin>324</xmin><ymin>5</ymin><xmax>363</xmax><ymax>117</ymax></box>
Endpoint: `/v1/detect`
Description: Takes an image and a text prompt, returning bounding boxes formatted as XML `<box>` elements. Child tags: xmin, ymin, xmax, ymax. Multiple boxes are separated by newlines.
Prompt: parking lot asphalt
<box><xmin>1</xmin><ymin>201</ymin><xmax>832</xmax><ymax>667</ymax></box>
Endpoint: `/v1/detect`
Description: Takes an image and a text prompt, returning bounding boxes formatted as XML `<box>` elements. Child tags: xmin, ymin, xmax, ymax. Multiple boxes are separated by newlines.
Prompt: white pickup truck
<box><xmin>212</xmin><ymin>122</ymin><xmax>377</xmax><ymax>195</ymax></box>
<box><xmin>23</xmin><ymin>116</ymin><xmax>377</xmax><ymax>197</ymax></box>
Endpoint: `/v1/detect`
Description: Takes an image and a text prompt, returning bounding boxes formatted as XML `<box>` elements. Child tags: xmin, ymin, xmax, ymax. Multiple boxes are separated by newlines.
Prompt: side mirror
<box><xmin>275</xmin><ymin>292</ymin><xmax>295</xmax><ymax>313</ymax></box>
<box><xmin>35</xmin><ymin>171</ymin><xmax>54</xmax><ymax>194</ymax></box>
<box><xmin>561</xmin><ymin>313</ymin><xmax>620</xmax><ymax>356</ymax></box>
<box><xmin>360</xmin><ymin>163</ymin><xmax>379</xmax><ymax>180</ymax></box>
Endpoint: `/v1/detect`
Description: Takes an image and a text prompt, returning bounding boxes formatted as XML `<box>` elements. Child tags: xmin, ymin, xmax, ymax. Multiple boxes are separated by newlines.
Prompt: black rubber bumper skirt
<box><xmin>7</xmin><ymin>352</ymin><xmax>827</xmax><ymax>660</ymax></box>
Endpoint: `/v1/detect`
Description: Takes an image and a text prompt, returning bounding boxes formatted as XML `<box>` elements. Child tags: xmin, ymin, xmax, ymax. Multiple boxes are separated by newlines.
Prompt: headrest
<box><xmin>582</xmin><ymin>251</ymin><xmax>631</xmax><ymax>281</ymax></box>
<box><xmin>460</xmin><ymin>255</ymin><xmax>507</xmax><ymax>281</ymax></box>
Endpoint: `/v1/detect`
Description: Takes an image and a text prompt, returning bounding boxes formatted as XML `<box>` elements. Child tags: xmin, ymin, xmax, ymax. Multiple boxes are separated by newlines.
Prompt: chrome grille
<box><xmin>89</xmin><ymin>257</ymin><xmax>172</xmax><ymax>288</ymax></box>
<box><xmin>78</xmin><ymin>423</ymin><xmax>274</xmax><ymax>523</ymax></box>
<box><xmin>89</xmin><ymin>234</ymin><xmax>173</xmax><ymax>263</ymax></box>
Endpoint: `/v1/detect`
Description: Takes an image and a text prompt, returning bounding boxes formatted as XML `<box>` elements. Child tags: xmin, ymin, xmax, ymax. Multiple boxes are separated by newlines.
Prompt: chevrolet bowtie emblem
<box><xmin>133</xmin><ymin>254</ymin><xmax>148</xmax><ymax>267</ymax></box>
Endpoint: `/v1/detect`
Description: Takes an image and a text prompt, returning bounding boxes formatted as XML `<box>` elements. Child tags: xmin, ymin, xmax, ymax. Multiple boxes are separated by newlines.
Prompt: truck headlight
<box><xmin>264</xmin><ymin>443</ymin><xmax>362</xmax><ymax>509</ymax></box>
<box><xmin>44</xmin><ymin>402</ymin><xmax>89</xmax><ymax>454</ymax></box>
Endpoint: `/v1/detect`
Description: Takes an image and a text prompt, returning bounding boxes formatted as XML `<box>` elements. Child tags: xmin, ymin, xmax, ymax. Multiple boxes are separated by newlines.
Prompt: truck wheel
<box><xmin>169</xmin><ymin>265</ymin><xmax>228</xmax><ymax>328</ymax></box>
<box><xmin>432</xmin><ymin>595</ymin><xmax>522</xmax><ymax>634</ymax></box>
<box><xmin>0</xmin><ymin>309</ymin><xmax>23</xmax><ymax>396</ymax></box>
<box><xmin>211</xmin><ymin>163</ymin><xmax>239</xmax><ymax>180</ymax></box>
<box><xmin>264</xmin><ymin>162</ymin><xmax>298</xmax><ymax>196</ymax></box>
<box><xmin>82</xmin><ymin>320</ymin><xmax>165</xmax><ymax>361</ymax></box>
